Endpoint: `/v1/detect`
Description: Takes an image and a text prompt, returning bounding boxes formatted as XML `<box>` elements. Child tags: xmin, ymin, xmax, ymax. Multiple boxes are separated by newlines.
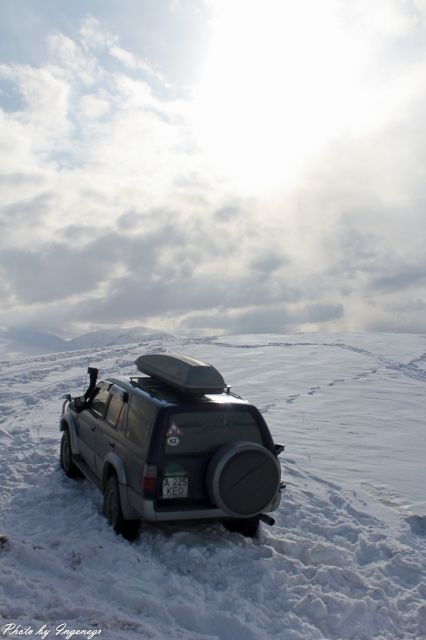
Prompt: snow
<box><xmin>0</xmin><ymin>333</ymin><xmax>425</xmax><ymax>640</ymax></box>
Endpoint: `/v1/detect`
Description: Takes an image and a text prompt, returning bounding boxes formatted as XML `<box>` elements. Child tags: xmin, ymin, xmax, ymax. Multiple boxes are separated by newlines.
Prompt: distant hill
<box><xmin>0</xmin><ymin>328</ymin><xmax>69</xmax><ymax>355</ymax></box>
<box><xmin>68</xmin><ymin>327</ymin><xmax>170</xmax><ymax>349</ymax></box>
<box><xmin>0</xmin><ymin>326</ymin><xmax>171</xmax><ymax>357</ymax></box>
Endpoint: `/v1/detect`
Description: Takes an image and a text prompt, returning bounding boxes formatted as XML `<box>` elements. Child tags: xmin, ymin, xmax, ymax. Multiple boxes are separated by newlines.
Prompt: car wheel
<box><xmin>206</xmin><ymin>441</ymin><xmax>281</xmax><ymax>518</ymax></box>
<box><xmin>224</xmin><ymin>516</ymin><xmax>260</xmax><ymax>538</ymax></box>
<box><xmin>60</xmin><ymin>429</ymin><xmax>82</xmax><ymax>478</ymax></box>
<box><xmin>103</xmin><ymin>475</ymin><xmax>140</xmax><ymax>541</ymax></box>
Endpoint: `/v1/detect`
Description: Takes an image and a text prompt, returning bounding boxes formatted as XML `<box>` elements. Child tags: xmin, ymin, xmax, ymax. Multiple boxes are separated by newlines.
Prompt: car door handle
<box><xmin>90</xmin><ymin>426</ymin><xmax>96</xmax><ymax>431</ymax></box>
<box><xmin>109</xmin><ymin>441</ymin><xmax>115</xmax><ymax>448</ymax></box>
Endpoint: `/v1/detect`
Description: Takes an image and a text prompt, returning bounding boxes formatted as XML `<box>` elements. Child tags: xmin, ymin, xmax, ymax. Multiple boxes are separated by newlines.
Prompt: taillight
<box><xmin>142</xmin><ymin>464</ymin><xmax>157</xmax><ymax>493</ymax></box>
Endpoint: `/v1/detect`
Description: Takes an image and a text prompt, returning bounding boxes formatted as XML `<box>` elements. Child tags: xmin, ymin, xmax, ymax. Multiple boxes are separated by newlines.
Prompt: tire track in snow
<box><xmin>212</xmin><ymin>338</ymin><xmax>426</xmax><ymax>385</ymax></box>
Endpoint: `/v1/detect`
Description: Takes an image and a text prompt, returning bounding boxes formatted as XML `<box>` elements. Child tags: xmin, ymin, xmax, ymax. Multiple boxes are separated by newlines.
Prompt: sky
<box><xmin>0</xmin><ymin>0</ymin><xmax>426</xmax><ymax>336</ymax></box>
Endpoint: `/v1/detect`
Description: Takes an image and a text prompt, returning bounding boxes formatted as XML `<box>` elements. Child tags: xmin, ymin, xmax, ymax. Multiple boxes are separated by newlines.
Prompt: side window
<box><xmin>90</xmin><ymin>386</ymin><xmax>110</xmax><ymax>417</ymax></box>
<box><xmin>105</xmin><ymin>392</ymin><xmax>124</xmax><ymax>427</ymax></box>
<box><xmin>126</xmin><ymin>395</ymin><xmax>156</xmax><ymax>448</ymax></box>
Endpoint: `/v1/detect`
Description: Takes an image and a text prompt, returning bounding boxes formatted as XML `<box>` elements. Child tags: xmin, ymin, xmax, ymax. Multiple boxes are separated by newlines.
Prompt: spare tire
<box><xmin>206</xmin><ymin>441</ymin><xmax>281</xmax><ymax>518</ymax></box>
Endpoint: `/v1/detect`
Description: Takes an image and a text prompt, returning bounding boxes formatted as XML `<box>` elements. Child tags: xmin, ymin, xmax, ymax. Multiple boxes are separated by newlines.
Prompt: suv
<box><xmin>60</xmin><ymin>353</ymin><xmax>284</xmax><ymax>539</ymax></box>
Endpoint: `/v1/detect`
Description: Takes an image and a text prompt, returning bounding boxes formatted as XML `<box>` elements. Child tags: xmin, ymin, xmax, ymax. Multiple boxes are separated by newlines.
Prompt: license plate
<box><xmin>162</xmin><ymin>477</ymin><xmax>188</xmax><ymax>499</ymax></box>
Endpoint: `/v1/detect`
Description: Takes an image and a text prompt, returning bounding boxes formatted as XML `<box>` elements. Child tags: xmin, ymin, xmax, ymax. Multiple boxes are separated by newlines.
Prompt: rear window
<box><xmin>126</xmin><ymin>394</ymin><xmax>157</xmax><ymax>448</ymax></box>
<box><xmin>164</xmin><ymin>409</ymin><xmax>262</xmax><ymax>455</ymax></box>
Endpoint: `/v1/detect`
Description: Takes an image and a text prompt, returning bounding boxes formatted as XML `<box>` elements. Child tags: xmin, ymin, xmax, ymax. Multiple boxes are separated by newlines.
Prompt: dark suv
<box><xmin>60</xmin><ymin>353</ymin><xmax>284</xmax><ymax>539</ymax></box>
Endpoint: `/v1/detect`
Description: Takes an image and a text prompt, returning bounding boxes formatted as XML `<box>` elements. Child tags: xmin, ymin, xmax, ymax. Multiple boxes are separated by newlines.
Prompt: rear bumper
<box><xmin>131</xmin><ymin>487</ymin><xmax>282</xmax><ymax>522</ymax></box>
<box><xmin>144</xmin><ymin>501</ymin><xmax>227</xmax><ymax>522</ymax></box>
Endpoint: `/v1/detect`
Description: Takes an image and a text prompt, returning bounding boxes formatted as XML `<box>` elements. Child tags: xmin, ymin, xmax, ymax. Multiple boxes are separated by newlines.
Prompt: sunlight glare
<box><xmin>194</xmin><ymin>0</ymin><xmax>369</xmax><ymax>194</ymax></box>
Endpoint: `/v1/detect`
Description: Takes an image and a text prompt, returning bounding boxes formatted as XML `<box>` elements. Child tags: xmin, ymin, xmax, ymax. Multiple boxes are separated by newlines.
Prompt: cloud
<box><xmin>0</xmin><ymin>8</ymin><xmax>426</xmax><ymax>335</ymax></box>
<box><xmin>369</xmin><ymin>266</ymin><xmax>426</xmax><ymax>294</ymax></box>
<box><xmin>0</xmin><ymin>191</ymin><xmax>54</xmax><ymax>249</ymax></box>
<box><xmin>0</xmin><ymin>62</ymin><xmax>71</xmax><ymax>142</ymax></box>
<box><xmin>109</xmin><ymin>45</ymin><xmax>170</xmax><ymax>87</ymax></box>
<box><xmin>179</xmin><ymin>302</ymin><xmax>344</xmax><ymax>334</ymax></box>
<box><xmin>48</xmin><ymin>32</ymin><xmax>98</xmax><ymax>86</ymax></box>
<box><xmin>78</xmin><ymin>15</ymin><xmax>117</xmax><ymax>52</ymax></box>
<box><xmin>78</xmin><ymin>93</ymin><xmax>110</xmax><ymax>119</ymax></box>
<box><xmin>1</xmin><ymin>241</ymin><xmax>113</xmax><ymax>304</ymax></box>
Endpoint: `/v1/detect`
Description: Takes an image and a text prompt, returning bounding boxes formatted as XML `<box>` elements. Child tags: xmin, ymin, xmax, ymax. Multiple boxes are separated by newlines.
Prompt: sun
<box><xmin>193</xmin><ymin>0</ymin><xmax>368</xmax><ymax>194</ymax></box>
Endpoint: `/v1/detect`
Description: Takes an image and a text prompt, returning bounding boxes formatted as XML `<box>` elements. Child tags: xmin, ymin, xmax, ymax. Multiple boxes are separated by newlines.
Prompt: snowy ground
<box><xmin>0</xmin><ymin>333</ymin><xmax>425</xmax><ymax>640</ymax></box>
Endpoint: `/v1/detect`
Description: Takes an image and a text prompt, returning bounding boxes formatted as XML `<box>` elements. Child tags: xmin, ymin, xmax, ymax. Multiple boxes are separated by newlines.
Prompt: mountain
<box><xmin>68</xmin><ymin>327</ymin><xmax>170</xmax><ymax>349</ymax></box>
<box><xmin>0</xmin><ymin>326</ymin><xmax>171</xmax><ymax>357</ymax></box>
<box><xmin>0</xmin><ymin>328</ymin><xmax>69</xmax><ymax>355</ymax></box>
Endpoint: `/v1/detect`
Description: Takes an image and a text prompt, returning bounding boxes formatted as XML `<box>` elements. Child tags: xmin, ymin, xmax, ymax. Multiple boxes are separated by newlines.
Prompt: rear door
<box><xmin>123</xmin><ymin>392</ymin><xmax>158</xmax><ymax>498</ymax></box>
<box><xmin>155</xmin><ymin>404</ymin><xmax>265</xmax><ymax>507</ymax></box>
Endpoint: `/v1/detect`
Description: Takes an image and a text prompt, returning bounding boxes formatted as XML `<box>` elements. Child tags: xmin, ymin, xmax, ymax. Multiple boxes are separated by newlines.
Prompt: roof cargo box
<box><xmin>134</xmin><ymin>353</ymin><xmax>226</xmax><ymax>395</ymax></box>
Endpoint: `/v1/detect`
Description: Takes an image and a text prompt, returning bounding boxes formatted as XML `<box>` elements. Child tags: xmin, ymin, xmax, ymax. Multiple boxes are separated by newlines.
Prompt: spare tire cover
<box><xmin>206</xmin><ymin>441</ymin><xmax>281</xmax><ymax>518</ymax></box>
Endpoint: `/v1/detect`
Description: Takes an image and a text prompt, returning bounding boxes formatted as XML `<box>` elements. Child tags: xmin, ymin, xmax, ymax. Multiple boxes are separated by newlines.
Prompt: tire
<box><xmin>103</xmin><ymin>475</ymin><xmax>140</xmax><ymax>541</ymax></box>
<box><xmin>207</xmin><ymin>441</ymin><xmax>281</xmax><ymax>518</ymax></box>
<box><xmin>60</xmin><ymin>429</ymin><xmax>83</xmax><ymax>478</ymax></box>
<box><xmin>224</xmin><ymin>516</ymin><xmax>260</xmax><ymax>538</ymax></box>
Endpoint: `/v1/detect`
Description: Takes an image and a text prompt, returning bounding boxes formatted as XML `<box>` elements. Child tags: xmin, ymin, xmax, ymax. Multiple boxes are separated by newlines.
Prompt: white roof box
<box><xmin>134</xmin><ymin>353</ymin><xmax>226</xmax><ymax>395</ymax></box>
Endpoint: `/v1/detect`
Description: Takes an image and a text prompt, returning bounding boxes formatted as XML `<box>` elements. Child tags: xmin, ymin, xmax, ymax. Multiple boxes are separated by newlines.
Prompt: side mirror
<box><xmin>62</xmin><ymin>393</ymin><xmax>72</xmax><ymax>401</ymax></box>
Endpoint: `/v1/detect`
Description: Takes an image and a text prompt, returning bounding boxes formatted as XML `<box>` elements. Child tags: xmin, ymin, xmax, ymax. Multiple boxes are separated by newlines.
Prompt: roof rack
<box><xmin>134</xmin><ymin>353</ymin><xmax>226</xmax><ymax>395</ymax></box>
